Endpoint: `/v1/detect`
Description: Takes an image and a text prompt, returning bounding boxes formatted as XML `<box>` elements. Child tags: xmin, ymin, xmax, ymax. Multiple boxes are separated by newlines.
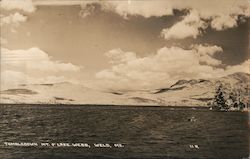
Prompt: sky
<box><xmin>0</xmin><ymin>0</ymin><xmax>249</xmax><ymax>90</ymax></box>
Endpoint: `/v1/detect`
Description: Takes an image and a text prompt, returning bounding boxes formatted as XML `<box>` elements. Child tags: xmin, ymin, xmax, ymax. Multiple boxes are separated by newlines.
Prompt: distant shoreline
<box><xmin>0</xmin><ymin>103</ymin><xmax>210</xmax><ymax>109</ymax></box>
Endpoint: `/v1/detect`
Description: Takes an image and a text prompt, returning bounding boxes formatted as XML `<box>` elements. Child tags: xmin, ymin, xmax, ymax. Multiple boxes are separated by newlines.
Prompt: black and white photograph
<box><xmin>0</xmin><ymin>0</ymin><xmax>249</xmax><ymax>158</ymax></box>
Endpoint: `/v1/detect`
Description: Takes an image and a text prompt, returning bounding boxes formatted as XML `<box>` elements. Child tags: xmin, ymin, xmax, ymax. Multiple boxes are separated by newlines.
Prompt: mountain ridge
<box><xmin>1</xmin><ymin>72</ymin><xmax>249</xmax><ymax>106</ymax></box>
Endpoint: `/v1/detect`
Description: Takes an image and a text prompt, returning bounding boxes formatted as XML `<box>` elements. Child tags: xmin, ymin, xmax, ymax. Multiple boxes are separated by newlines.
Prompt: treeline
<box><xmin>211</xmin><ymin>83</ymin><xmax>248</xmax><ymax>111</ymax></box>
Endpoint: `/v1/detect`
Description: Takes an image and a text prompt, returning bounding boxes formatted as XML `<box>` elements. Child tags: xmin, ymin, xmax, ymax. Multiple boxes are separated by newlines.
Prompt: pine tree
<box><xmin>227</xmin><ymin>91</ymin><xmax>237</xmax><ymax>108</ymax></box>
<box><xmin>213</xmin><ymin>84</ymin><xmax>228</xmax><ymax>110</ymax></box>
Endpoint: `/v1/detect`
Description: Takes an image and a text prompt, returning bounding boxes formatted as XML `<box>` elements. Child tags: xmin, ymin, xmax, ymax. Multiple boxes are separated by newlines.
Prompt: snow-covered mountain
<box><xmin>1</xmin><ymin>73</ymin><xmax>249</xmax><ymax>107</ymax></box>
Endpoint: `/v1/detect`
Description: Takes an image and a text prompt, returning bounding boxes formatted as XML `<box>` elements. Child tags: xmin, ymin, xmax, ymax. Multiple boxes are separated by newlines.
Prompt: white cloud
<box><xmin>1</xmin><ymin>70</ymin><xmax>30</xmax><ymax>87</ymax></box>
<box><xmin>0</xmin><ymin>12</ymin><xmax>27</xmax><ymax>26</ymax></box>
<box><xmin>0</xmin><ymin>47</ymin><xmax>82</xmax><ymax>87</ymax></box>
<box><xmin>2</xmin><ymin>0</ymin><xmax>248</xmax><ymax>20</ymax></box>
<box><xmin>1</xmin><ymin>0</ymin><xmax>248</xmax><ymax>35</ymax></box>
<box><xmin>106</xmin><ymin>48</ymin><xmax>137</xmax><ymax>64</ymax></box>
<box><xmin>225</xmin><ymin>60</ymin><xmax>250</xmax><ymax>75</ymax></box>
<box><xmin>210</xmin><ymin>15</ymin><xmax>238</xmax><ymax>31</ymax></box>
<box><xmin>161</xmin><ymin>10</ymin><xmax>207</xmax><ymax>40</ymax></box>
<box><xmin>193</xmin><ymin>45</ymin><xmax>223</xmax><ymax>66</ymax></box>
<box><xmin>96</xmin><ymin>46</ymin><xmax>248</xmax><ymax>90</ymax></box>
<box><xmin>36</xmin><ymin>0</ymin><xmax>173</xmax><ymax>18</ymax></box>
<box><xmin>79</xmin><ymin>0</ymin><xmax>250</xmax><ymax>38</ymax></box>
<box><xmin>81</xmin><ymin>0</ymin><xmax>249</xmax><ymax>29</ymax></box>
<box><xmin>1</xmin><ymin>0</ymin><xmax>36</xmax><ymax>13</ymax></box>
<box><xmin>33</xmin><ymin>0</ymin><xmax>250</xmax><ymax>18</ymax></box>
<box><xmin>90</xmin><ymin>0</ymin><xmax>249</xmax><ymax>38</ymax></box>
<box><xmin>161</xmin><ymin>5</ymin><xmax>248</xmax><ymax>40</ymax></box>
<box><xmin>98</xmin><ymin>1</ymin><xmax>173</xmax><ymax>18</ymax></box>
<box><xmin>170</xmin><ymin>0</ymin><xmax>249</xmax><ymax>18</ymax></box>
<box><xmin>0</xmin><ymin>70</ymin><xmax>71</xmax><ymax>88</ymax></box>
<box><xmin>1</xmin><ymin>47</ymin><xmax>81</xmax><ymax>72</ymax></box>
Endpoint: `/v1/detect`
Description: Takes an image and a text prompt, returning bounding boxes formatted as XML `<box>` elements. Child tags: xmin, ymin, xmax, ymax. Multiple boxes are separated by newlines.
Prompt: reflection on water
<box><xmin>0</xmin><ymin>105</ymin><xmax>249</xmax><ymax>159</ymax></box>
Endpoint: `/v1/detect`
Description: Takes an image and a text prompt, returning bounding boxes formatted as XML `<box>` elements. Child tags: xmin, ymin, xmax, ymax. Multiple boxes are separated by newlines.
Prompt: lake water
<box><xmin>0</xmin><ymin>105</ymin><xmax>249</xmax><ymax>159</ymax></box>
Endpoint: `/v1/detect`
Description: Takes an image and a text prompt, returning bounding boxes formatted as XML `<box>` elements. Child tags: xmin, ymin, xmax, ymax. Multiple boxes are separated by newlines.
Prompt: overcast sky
<box><xmin>1</xmin><ymin>0</ymin><xmax>249</xmax><ymax>90</ymax></box>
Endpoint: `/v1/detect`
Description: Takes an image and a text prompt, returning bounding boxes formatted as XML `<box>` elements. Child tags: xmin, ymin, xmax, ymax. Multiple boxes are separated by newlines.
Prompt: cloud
<box><xmin>1</xmin><ymin>47</ymin><xmax>81</xmax><ymax>72</ymax></box>
<box><xmin>96</xmin><ymin>1</ymin><xmax>173</xmax><ymax>18</ymax></box>
<box><xmin>225</xmin><ymin>59</ymin><xmax>250</xmax><ymax>75</ymax></box>
<box><xmin>161</xmin><ymin>6</ymin><xmax>248</xmax><ymax>40</ymax></box>
<box><xmin>0</xmin><ymin>70</ymin><xmax>71</xmax><ymax>88</ymax></box>
<box><xmin>1</xmin><ymin>0</ymin><xmax>248</xmax><ymax>35</ymax></box>
<box><xmin>161</xmin><ymin>10</ymin><xmax>207</xmax><ymax>40</ymax></box>
<box><xmin>105</xmin><ymin>48</ymin><xmax>137</xmax><ymax>64</ymax></box>
<box><xmin>193</xmin><ymin>45</ymin><xmax>223</xmax><ymax>66</ymax></box>
<box><xmin>33</xmin><ymin>0</ymin><xmax>250</xmax><ymax>18</ymax></box>
<box><xmin>210</xmin><ymin>15</ymin><xmax>238</xmax><ymax>31</ymax></box>
<box><xmin>35</xmin><ymin>0</ymin><xmax>173</xmax><ymax>18</ymax></box>
<box><xmin>0</xmin><ymin>12</ymin><xmax>27</xmax><ymax>34</ymax></box>
<box><xmin>96</xmin><ymin>46</ymin><xmax>248</xmax><ymax>90</ymax></box>
<box><xmin>1</xmin><ymin>0</ymin><xmax>36</xmax><ymax>13</ymax></box>
<box><xmin>80</xmin><ymin>0</ymin><xmax>250</xmax><ymax>38</ymax></box>
<box><xmin>1</xmin><ymin>70</ymin><xmax>31</xmax><ymax>87</ymax></box>
<box><xmin>1</xmin><ymin>47</ymin><xmax>82</xmax><ymax>87</ymax></box>
<box><xmin>0</xmin><ymin>12</ymin><xmax>27</xmax><ymax>26</ymax></box>
<box><xmin>2</xmin><ymin>0</ymin><xmax>248</xmax><ymax>20</ymax></box>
